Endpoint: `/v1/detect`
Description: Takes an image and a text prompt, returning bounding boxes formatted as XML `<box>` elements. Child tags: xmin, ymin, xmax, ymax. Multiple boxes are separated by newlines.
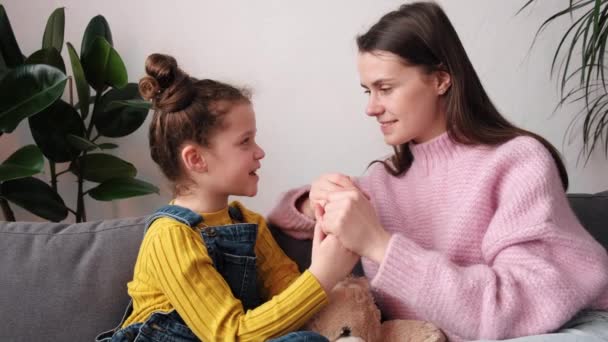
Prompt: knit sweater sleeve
<box><xmin>370</xmin><ymin>138</ymin><xmax>608</xmax><ymax>340</ymax></box>
<box><xmin>142</xmin><ymin>218</ymin><xmax>327</xmax><ymax>341</ymax></box>
<box><xmin>266</xmin><ymin>176</ymin><xmax>371</xmax><ymax>240</ymax></box>
<box><xmin>266</xmin><ymin>185</ymin><xmax>316</xmax><ymax>239</ymax></box>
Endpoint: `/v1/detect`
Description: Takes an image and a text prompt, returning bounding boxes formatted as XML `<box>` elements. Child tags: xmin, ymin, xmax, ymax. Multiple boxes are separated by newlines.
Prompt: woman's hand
<box><xmin>310</xmin><ymin>173</ymin><xmax>355</xmax><ymax>208</ymax></box>
<box><xmin>296</xmin><ymin>173</ymin><xmax>355</xmax><ymax>219</ymax></box>
<box><xmin>309</xmin><ymin>204</ymin><xmax>360</xmax><ymax>293</ymax></box>
<box><xmin>322</xmin><ymin>186</ymin><xmax>391</xmax><ymax>264</ymax></box>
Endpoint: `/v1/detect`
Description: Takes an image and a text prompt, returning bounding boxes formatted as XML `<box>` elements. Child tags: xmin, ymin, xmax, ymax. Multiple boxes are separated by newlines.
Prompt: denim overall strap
<box><xmin>228</xmin><ymin>205</ymin><xmax>244</xmax><ymax>222</ymax></box>
<box><xmin>145</xmin><ymin>205</ymin><xmax>203</xmax><ymax>234</ymax></box>
<box><xmin>199</xmin><ymin>205</ymin><xmax>262</xmax><ymax>311</ymax></box>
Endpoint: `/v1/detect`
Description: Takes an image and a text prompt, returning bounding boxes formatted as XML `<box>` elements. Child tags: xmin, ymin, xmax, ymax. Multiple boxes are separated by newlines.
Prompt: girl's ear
<box><xmin>436</xmin><ymin>70</ymin><xmax>451</xmax><ymax>95</ymax></box>
<box><xmin>181</xmin><ymin>144</ymin><xmax>208</xmax><ymax>173</ymax></box>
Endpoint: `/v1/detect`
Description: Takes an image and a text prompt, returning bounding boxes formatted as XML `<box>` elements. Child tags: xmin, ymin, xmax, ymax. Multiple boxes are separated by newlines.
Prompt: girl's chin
<box><xmin>237</xmin><ymin>187</ymin><xmax>258</xmax><ymax>197</ymax></box>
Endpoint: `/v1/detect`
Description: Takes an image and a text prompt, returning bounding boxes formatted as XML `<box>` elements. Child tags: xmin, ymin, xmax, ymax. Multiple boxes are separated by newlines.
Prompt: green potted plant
<box><xmin>0</xmin><ymin>5</ymin><xmax>158</xmax><ymax>222</ymax></box>
<box><xmin>519</xmin><ymin>0</ymin><xmax>608</xmax><ymax>162</ymax></box>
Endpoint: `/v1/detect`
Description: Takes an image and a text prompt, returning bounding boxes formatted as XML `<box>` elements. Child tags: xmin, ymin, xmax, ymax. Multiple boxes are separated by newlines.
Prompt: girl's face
<box><xmin>357</xmin><ymin>51</ymin><xmax>450</xmax><ymax>145</ymax></box>
<box><xmin>202</xmin><ymin>102</ymin><xmax>265</xmax><ymax>197</ymax></box>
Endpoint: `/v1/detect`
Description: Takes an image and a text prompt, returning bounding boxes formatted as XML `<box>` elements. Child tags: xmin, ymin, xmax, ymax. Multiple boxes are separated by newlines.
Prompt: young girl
<box><xmin>268</xmin><ymin>2</ymin><xmax>608</xmax><ymax>341</ymax></box>
<box><xmin>97</xmin><ymin>54</ymin><xmax>358</xmax><ymax>341</ymax></box>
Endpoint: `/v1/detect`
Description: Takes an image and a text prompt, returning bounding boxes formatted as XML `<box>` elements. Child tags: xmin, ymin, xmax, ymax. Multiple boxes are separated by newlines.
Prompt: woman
<box><xmin>268</xmin><ymin>2</ymin><xmax>608</xmax><ymax>341</ymax></box>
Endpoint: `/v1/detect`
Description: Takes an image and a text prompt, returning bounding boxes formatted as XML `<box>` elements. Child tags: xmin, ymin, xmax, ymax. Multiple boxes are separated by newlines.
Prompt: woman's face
<box><xmin>357</xmin><ymin>51</ymin><xmax>450</xmax><ymax>145</ymax></box>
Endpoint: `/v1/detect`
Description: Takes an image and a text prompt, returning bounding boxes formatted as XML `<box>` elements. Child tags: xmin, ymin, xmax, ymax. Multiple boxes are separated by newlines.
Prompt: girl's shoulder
<box><xmin>145</xmin><ymin>216</ymin><xmax>198</xmax><ymax>239</ymax></box>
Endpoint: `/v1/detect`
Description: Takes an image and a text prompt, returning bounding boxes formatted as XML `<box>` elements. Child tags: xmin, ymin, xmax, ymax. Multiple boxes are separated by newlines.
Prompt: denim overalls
<box><xmin>96</xmin><ymin>204</ymin><xmax>327</xmax><ymax>342</ymax></box>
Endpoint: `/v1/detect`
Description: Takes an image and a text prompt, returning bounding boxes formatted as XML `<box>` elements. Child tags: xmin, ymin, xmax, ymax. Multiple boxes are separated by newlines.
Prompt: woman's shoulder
<box><xmin>486</xmin><ymin>135</ymin><xmax>558</xmax><ymax>173</ymax></box>
<box><xmin>494</xmin><ymin>135</ymin><xmax>552</xmax><ymax>157</ymax></box>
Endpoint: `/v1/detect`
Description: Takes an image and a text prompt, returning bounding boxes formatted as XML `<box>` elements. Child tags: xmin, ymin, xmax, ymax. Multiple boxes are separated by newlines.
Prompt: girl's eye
<box><xmin>363</xmin><ymin>89</ymin><xmax>371</xmax><ymax>95</ymax></box>
<box><xmin>241</xmin><ymin>138</ymin><xmax>250</xmax><ymax>145</ymax></box>
<box><xmin>379</xmin><ymin>87</ymin><xmax>392</xmax><ymax>94</ymax></box>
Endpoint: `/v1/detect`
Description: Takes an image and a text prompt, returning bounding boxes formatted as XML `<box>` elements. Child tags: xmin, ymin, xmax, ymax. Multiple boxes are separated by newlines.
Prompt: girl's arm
<box><xmin>142</xmin><ymin>221</ymin><xmax>327</xmax><ymax>341</ymax></box>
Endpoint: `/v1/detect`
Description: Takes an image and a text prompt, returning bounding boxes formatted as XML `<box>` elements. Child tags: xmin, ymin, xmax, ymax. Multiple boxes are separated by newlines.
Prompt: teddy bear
<box><xmin>306</xmin><ymin>277</ymin><xmax>446</xmax><ymax>342</ymax></box>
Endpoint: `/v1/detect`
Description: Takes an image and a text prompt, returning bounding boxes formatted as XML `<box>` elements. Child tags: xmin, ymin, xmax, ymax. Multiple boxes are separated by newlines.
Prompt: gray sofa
<box><xmin>1</xmin><ymin>191</ymin><xmax>607</xmax><ymax>341</ymax></box>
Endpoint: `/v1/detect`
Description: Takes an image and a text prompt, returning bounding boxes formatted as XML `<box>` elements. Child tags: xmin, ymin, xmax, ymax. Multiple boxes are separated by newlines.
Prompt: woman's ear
<box><xmin>181</xmin><ymin>144</ymin><xmax>207</xmax><ymax>173</ymax></box>
<box><xmin>436</xmin><ymin>70</ymin><xmax>451</xmax><ymax>95</ymax></box>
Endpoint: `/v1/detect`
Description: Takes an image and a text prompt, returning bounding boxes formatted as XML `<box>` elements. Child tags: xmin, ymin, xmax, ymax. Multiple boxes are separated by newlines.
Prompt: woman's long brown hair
<box><xmin>357</xmin><ymin>2</ymin><xmax>568</xmax><ymax>189</ymax></box>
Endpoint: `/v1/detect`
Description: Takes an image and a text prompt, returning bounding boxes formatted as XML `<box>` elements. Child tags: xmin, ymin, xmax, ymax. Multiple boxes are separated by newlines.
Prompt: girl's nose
<box><xmin>254</xmin><ymin>144</ymin><xmax>265</xmax><ymax>160</ymax></box>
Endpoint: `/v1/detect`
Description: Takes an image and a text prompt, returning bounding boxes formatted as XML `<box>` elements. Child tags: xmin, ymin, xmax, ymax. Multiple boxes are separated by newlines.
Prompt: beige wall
<box><xmin>2</xmin><ymin>0</ymin><xmax>607</xmax><ymax>221</ymax></box>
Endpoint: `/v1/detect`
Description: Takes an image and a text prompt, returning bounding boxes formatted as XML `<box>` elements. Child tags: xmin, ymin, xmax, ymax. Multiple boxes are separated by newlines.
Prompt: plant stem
<box><xmin>76</xmin><ymin>92</ymin><xmax>101</xmax><ymax>222</ymax></box>
<box><xmin>86</xmin><ymin>92</ymin><xmax>102</xmax><ymax>139</ymax></box>
<box><xmin>56</xmin><ymin>169</ymin><xmax>70</xmax><ymax>177</ymax></box>
<box><xmin>76</xmin><ymin>157</ymin><xmax>86</xmax><ymax>223</ymax></box>
<box><xmin>50</xmin><ymin>161</ymin><xmax>57</xmax><ymax>192</ymax></box>
<box><xmin>68</xmin><ymin>76</ymin><xmax>74</xmax><ymax>106</ymax></box>
<box><xmin>0</xmin><ymin>198</ymin><xmax>15</xmax><ymax>221</ymax></box>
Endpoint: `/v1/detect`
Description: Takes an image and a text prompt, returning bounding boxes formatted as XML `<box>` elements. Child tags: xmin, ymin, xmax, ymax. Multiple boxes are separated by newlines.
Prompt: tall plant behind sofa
<box><xmin>519</xmin><ymin>0</ymin><xmax>608</xmax><ymax>163</ymax></box>
<box><xmin>0</xmin><ymin>6</ymin><xmax>158</xmax><ymax>222</ymax></box>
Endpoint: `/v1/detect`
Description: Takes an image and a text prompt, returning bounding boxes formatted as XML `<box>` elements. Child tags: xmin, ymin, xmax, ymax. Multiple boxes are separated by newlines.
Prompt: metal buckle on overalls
<box><xmin>195</xmin><ymin>222</ymin><xmax>208</xmax><ymax>232</ymax></box>
<box><xmin>196</xmin><ymin>223</ymin><xmax>217</xmax><ymax>237</ymax></box>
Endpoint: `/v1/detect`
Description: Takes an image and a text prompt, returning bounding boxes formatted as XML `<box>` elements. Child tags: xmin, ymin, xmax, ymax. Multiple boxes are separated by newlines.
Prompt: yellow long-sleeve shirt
<box><xmin>122</xmin><ymin>201</ymin><xmax>327</xmax><ymax>341</ymax></box>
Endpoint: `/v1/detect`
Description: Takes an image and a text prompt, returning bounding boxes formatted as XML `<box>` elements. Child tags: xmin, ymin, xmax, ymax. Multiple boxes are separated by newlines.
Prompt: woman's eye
<box><xmin>241</xmin><ymin>138</ymin><xmax>250</xmax><ymax>145</ymax></box>
<box><xmin>363</xmin><ymin>89</ymin><xmax>371</xmax><ymax>95</ymax></box>
<box><xmin>379</xmin><ymin>87</ymin><xmax>392</xmax><ymax>94</ymax></box>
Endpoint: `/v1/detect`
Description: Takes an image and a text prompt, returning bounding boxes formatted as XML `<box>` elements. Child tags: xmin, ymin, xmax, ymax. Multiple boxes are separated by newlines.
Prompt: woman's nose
<box><xmin>366</xmin><ymin>94</ymin><xmax>384</xmax><ymax>117</ymax></box>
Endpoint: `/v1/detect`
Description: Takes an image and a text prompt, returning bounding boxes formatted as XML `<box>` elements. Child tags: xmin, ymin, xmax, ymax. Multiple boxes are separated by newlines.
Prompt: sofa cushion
<box><xmin>0</xmin><ymin>216</ymin><xmax>147</xmax><ymax>342</ymax></box>
<box><xmin>567</xmin><ymin>191</ymin><xmax>608</xmax><ymax>248</ymax></box>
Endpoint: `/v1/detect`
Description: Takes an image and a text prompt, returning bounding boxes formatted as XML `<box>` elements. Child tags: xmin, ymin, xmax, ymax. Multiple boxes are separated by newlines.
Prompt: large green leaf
<box><xmin>25</xmin><ymin>48</ymin><xmax>66</xmax><ymax>73</ymax></box>
<box><xmin>0</xmin><ymin>177</ymin><xmax>68</xmax><ymax>221</ymax></box>
<box><xmin>81</xmin><ymin>37</ymin><xmax>127</xmax><ymax>92</ymax></box>
<box><xmin>81</xmin><ymin>15</ymin><xmax>113</xmax><ymax>59</ymax></box>
<box><xmin>66</xmin><ymin>134</ymin><xmax>98</xmax><ymax>152</ymax></box>
<box><xmin>0</xmin><ymin>5</ymin><xmax>24</xmax><ymax>68</ymax></box>
<box><xmin>66</xmin><ymin>43</ymin><xmax>90</xmax><ymax>119</ymax></box>
<box><xmin>42</xmin><ymin>7</ymin><xmax>64</xmax><ymax>52</ymax></box>
<box><xmin>95</xmin><ymin>83</ymin><xmax>149</xmax><ymax>137</ymax></box>
<box><xmin>0</xmin><ymin>64</ymin><xmax>67</xmax><ymax>133</ymax></box>
<box><xmin>88</xmin><ymin>177</ymin><xmax>159</xmax><ymax>201</ymax></box>
<box><xmin>105</xmin><ymin>99</ymin><xmax>152</xmax><ymax>111</ymax></box>
<box><xmin>29</xmin><ymin>100</ymin><xmax>85</xmax><ymax>162</ymax></box>
<box><xmin>70</xmin><ymin>153</ymin><xmax>135</xmax><ymax>183</ymax></box>
<box><xmin>0</xmin><ymin>43</ymin><xmax>7</xmax><ymax>75</ymax></box>
<box><xmin>0</xmin><ymin>145</ymin><xmax>44</xmax><ymax>182</ymax></box>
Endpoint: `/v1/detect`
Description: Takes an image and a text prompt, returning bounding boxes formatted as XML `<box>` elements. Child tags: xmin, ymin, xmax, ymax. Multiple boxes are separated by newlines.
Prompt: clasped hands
<box><xmin>308</xmin><ymin>173</ymin><xmax>391</xmax><ymax>264</ymax></box>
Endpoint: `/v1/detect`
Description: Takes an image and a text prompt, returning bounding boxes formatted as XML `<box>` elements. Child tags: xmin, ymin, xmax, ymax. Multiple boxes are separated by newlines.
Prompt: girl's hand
<box><xmin>309</xmin><ymin>204</ymin><xmax>360</xmax><ymax>293</ymax></box>
<box><xmin>322</xmin><ymin>188</ymin><xmax>391</xmax><ymax>264</ymax></box>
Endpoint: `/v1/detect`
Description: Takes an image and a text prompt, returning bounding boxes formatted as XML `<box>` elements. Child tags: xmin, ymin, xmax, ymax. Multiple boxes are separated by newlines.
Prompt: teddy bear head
<box><xmin>306</xmin><ymin>277</ymin><xmax>382</xmax><ymax>342</ymax></box>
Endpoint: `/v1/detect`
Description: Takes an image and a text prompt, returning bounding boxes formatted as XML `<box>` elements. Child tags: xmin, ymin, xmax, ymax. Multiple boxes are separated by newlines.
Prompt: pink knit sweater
<box><xmin>267</xmin><ymin>133</ymin><xmax>608</xmax><ymax>341</ymax></box>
